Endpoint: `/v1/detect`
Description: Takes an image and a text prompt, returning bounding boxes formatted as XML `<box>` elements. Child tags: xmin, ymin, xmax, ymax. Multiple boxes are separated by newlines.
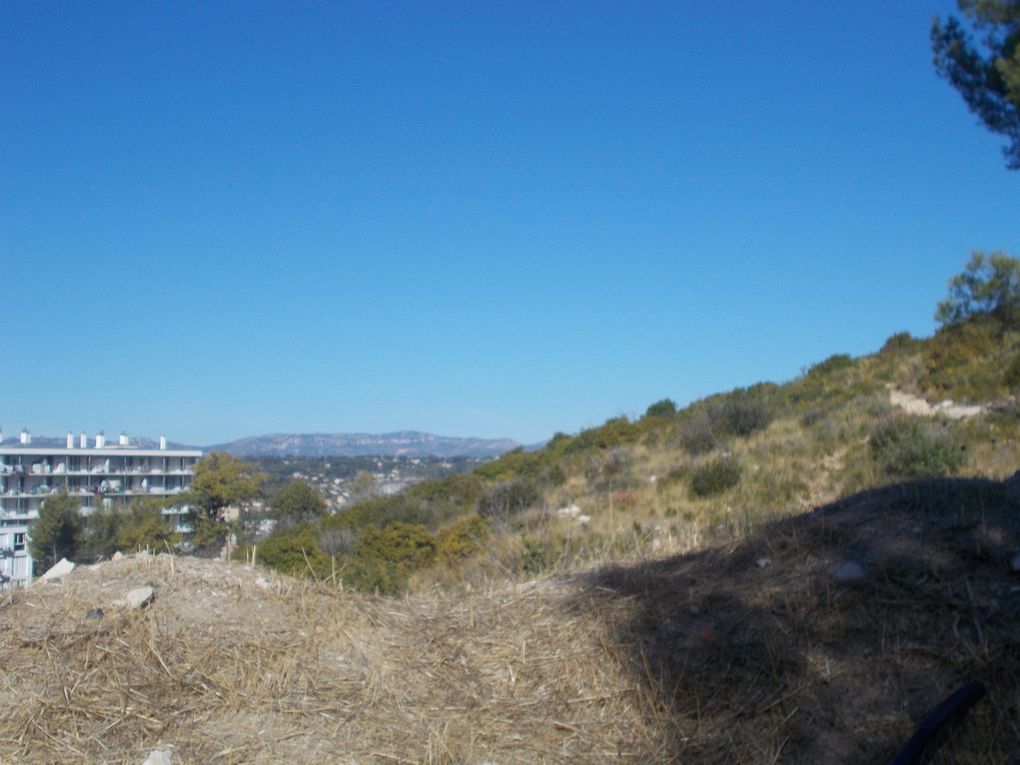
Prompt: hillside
<box><xmin>2</xmin><ymin>475</ymin><xmax>1018</xmax><ymax>763</ymax></box>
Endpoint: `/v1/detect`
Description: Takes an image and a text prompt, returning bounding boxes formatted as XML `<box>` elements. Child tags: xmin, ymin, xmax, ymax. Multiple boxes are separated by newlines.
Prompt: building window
<box><xmin>13</xmin><ymin>533</ymin><xmax>25</xmax><ymax>551</ymax></box>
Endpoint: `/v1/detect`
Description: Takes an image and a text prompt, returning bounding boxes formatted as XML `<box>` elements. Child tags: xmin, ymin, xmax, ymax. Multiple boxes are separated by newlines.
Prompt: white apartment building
<box><xmin>0</xmin><ymin>428</ymin><xmax>202</xmax><ymax>587</ymax></box>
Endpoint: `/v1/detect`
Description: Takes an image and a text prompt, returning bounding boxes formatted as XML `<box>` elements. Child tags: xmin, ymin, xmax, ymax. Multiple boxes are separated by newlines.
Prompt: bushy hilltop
<box><xmin>246</xmin><ymin>255</ymin><xmax>1020</xmax><ymax>596</ymax></box>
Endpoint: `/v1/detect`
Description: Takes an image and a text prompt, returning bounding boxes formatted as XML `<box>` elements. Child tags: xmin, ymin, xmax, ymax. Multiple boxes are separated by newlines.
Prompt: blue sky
<box><xmin>2</xmin><ymin>1</ymin><xmax>1017</xmax><ymax>446</ymax></box>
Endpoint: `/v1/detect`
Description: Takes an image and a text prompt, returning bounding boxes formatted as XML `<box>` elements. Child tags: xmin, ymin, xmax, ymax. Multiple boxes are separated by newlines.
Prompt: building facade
<box><xmin>0</xmin><ymin>429</ymin><xmax>202</xmax><ymax>587</ymax></box>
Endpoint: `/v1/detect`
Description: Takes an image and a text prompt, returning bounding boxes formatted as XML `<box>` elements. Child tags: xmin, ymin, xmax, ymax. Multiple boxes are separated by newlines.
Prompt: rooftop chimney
<box><xmin>119</xmin><ymin>430</ymin><xmax>128</xmax><ymax>447</ymax></box>
<box><xmin>159</xmin><ymin>436</ymin><xmax>167</xmax><ymax>451</ymax></box>
<box><xmin>95</xmin><ymin>430</ymin><xmax>105</xmax><ymax>449</ymax></box>
<box><xmin>20</xmin><ymin>428</ymin><xmax>30</xmax><ymax>445</ymax></box>
<box><xmin>79</xmin><ymin>432</ymin><xmax>87</xmax><ymax>449</ymax></box>
<box><xmin>67</xmin><ymin>432</ymin><xmax>74</xmax><ymax>449</ymax></box>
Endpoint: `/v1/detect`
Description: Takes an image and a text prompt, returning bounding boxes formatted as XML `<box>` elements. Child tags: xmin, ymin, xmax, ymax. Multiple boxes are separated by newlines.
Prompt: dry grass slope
<box><xmin>1</xmin><ymin>476</ymin><xmax>1018</xmax><ymax>764</ymax></box>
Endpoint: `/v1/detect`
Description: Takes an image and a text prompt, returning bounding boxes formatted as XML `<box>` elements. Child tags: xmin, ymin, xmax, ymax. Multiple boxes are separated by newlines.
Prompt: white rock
<box><xmin>39</xmin><ymin>558</ymin><xmax>75</xmax><ymax>583</ymax></box>
<box><xmin>141</xmin><ymin>747</ymin><xmax>172</xmax><ymax>765</ymax></box>
<box><xmin>120</xmin><ymin>586</ymin><xmax>155</xmax><ymax>609</ymax></box>
<box><xmin>834</xmin><ymin>562</ymin><xmax>865</xmax><ymax>582</ymax></box>
<box><xmin>112</xmin><ymin>550</ymin><xmax>124</xmax><ymax>561</ymax></box>
<box><xmin>755</xmin><ymin>558</ymin><xmax>772</xmax><ymax>569</ymax></box>
<box><xmin>576</xmin><ymin>514</ymin><xmax>591</xmax><ymax>525</ymax></box>
<box><xmin>557</xmin><ymin>504</ymin><xmax>581</xmax><ymax>518</ymax></box>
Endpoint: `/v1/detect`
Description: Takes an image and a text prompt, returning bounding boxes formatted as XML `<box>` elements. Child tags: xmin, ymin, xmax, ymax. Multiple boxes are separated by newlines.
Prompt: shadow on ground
<box><xmin>568</xmin><ymin>477</ymin><xmax>1020</xmax><ymax>764</ymax></box>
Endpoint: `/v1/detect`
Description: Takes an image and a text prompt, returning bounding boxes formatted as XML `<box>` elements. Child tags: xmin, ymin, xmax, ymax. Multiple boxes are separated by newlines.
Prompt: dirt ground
<box><xmin>1</xmin><ymin>477</ymin><xmax>1018</xmax><ymax>764</ymax></box>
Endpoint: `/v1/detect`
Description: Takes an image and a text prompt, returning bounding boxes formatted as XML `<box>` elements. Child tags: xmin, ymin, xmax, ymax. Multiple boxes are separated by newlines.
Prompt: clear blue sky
<box><xmin>2</xmin><ymin>1</ymin><xmax>1017</xmax><ymax>446</ymax></box>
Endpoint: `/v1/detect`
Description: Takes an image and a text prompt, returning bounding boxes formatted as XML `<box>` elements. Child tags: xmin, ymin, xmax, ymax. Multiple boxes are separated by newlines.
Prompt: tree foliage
<box><xmin>932</xmin><ymin>0</ymin><xmax>1020</xmax><ymax>168</ymax></box>
<box><xmin>185</xmin><ymin>451</ymin><xmax>265</xmax><ymax>551</ymax></box>
<box><xmin>271</xmin><ymin>479</ymin><xmax>328</xmax><ymax>527</ymax></box>
<box><xmin>936</xmin><ymin>251</ymin><xmax>1020</xmax><ymax>327</ymax></box>
<box><xmin>29</xmin><ymin>491</ymin><xmax>83</xmax><ymax>572</ymax></box>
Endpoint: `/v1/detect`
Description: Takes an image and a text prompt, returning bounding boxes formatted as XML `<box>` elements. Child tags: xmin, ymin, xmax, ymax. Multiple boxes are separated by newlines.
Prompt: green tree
<box><xmin>271</xmin><ymin>479</ymin><xmax>328</xmax><ymax>527</ymax></box>
<box><xmin>117</xmin><ymin>497</ymin><xmax>179</xmax><ymax>552</ymax></box>
<box><xmin>644</xmin><ymin>398</ymin><xmax>678</xmax><ymax>418</ymax></box>
<box><xmin>185</xmin><ymin>451</ymin><xmax>265</xmax><ymax>552</ymax></box>
<box><xmin>29</xmin><ymin>490</ymin><xmax>84</xmax><ymax>572</ymax></box>
<box><xmin>932</xmin><ymin>1</ymin><xmax>1020</xmax><ymax>168</ymax></box>
<box><xmin>936</xmin><ymin>251</ymin><xmax>1020</xmax><ymax>327</ymax></box>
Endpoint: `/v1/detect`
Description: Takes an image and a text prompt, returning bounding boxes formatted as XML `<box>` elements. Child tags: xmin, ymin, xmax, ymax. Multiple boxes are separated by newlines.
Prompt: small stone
<box><xmin>39</xmin><ymin>558</ymin><xmax>75</xmax><ymax>583</ymax></box>
<box><xmin>755</xmin><ymin>558</ymin><xmax>772</xmax><ymax>569</ymax></box>
<box><xmin>834</xmin><ymin>561</ymin><xmax>865</xmax><ymax>582</ymax></box>
<box><xmin>122</xmin><ymin>586</ymin><xmax>155</xmax><ymax>609</ymax></box>
<box><xmin>112</xmin><ymin>550</ymin><xmax>124</xmax><ymax>561</ymax></box>
<box><xmin>141</xmin><ymin>747</ymin><xmax>172</xmax><ymax>765</ymax></box>
<box><xmin>84</xmin><ymin>607</ymin><xmax>104</xmax><ymax>621</ymax></box>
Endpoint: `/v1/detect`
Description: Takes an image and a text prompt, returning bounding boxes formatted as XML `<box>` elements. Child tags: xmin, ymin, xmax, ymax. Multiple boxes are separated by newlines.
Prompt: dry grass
<box><xmin>2</xmin><ymin>476</ymin><xmax>1019</xmax><ymax>764</ymax></box>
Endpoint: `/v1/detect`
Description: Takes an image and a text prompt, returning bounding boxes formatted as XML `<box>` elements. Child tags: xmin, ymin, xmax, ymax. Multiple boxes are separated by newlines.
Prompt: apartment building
<box><xmin>0</xmin><ymin>428</ymin><xmax>202</xmax><ymax>587</ymax></box>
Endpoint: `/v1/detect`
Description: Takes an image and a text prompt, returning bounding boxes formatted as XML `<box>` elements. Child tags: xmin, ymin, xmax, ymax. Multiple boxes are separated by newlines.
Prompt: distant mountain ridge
<box><xmin>2</xmin><ymin>431</ymin><xmax>520</xmax><ymax>458</ymax></box>
<box><xmin>206</xmin><ymin>431</ymin><xmax>520</xmax><ymax>458</ymax></box>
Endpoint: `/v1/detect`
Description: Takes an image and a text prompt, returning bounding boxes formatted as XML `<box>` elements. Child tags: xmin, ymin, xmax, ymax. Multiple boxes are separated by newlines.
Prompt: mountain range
<box><xmin>1</xmin><ymin>431</ymin><xmax>520</xmax><ymax>458</ymax></box>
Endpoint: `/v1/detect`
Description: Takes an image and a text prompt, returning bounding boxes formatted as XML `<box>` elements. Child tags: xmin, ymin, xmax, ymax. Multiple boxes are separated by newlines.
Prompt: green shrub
<box><xmin>921</xmin><ymin>316</ymin><xmax>1000</xmax><ymax>398</ymax></box>
<box><xmin>436</xmin><ymin>515</ymin><xmax>489</xmax><ymax>563</ymax></box>
<box><xmin>869</xmin><ymin>417</ymin><xmax>964</xmax><ymax>479</ymax></box>
<box><xmin>345</xmin><ymin>522</ymin><xmax>437</xmax><ymax>594</ymax></box>
<box><xmin>251</xmin><ymin>524</ymin><xmax>329</xmax><ymax>577</ymax></box>
<box><xmin>808</xmin><ymin>353</ymin><xmax>855</xmax><ymax>377</ymax></box>
<box><xmin>644</xmin><ymin>399</ymin><xmax>678</xmax><ymax>418</ymax></box>
<box><xmin>564</xmin><ymin>417</ymin><xmax>640</xmax><ymax>453</ymax></box>
<box><xmin>680</xmin><ymin>412</ymin><xmax>718</xmax><ymax>454</ymax></box>
<box><xmin>477</xmin><ymin>480</ymin><xmax>540</xmax><ymax>519</ymax></box>
<box><xmin>688</xmin><ymin>458</ymin><xmax>742</xmax><ymax>498</ymax></box>
<box><xmin>1005</xmin><ymin>352</ymin><xmax>1020</xmax><ymax>390</ymax></box>
<box><xmin>880</xmin><ymin>331</ymin><xmax>918</xmax><ymax>355</ymax></box>
<box><xmin>714</xmin><ymin>385</ymin><xmax>775</xmax><ymax>438</ymax></box>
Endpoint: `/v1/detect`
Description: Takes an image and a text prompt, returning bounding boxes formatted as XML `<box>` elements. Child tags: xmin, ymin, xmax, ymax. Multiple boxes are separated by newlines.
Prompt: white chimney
<box><xmin>67</xmin><ymin>432</ymin><xmax>74</xmax><ymax>449</ymax></box>
<box><xmin>159</xmin><ymin>435</ymin><xmax>167</xmax><ymax>451</ymax></box>
<box><xmin>119</xmin><ymin>430</ymin><xmax>128</xmax><ymax>446</ymax></box>
<box><xmin>79</xmin><ymin>432</ymin><xmax>87</xmax><ymax>449</ymax></box>
<box><xmin>20</xmin><ymin>428</ymin><xmax>30</xmax><ymax>445</ymax></box>
<box><xmin>95</xmin><ymin>430</ymin><xmax>105</xmax><ymax>449</ymax></box>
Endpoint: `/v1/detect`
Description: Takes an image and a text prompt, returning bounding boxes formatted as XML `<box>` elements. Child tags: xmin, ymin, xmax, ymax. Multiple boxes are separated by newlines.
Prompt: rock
<box><xmin>755</xmin><ymin>557</ymin><xmax>772</xmax><ymax>569</ymax></box>
<box><xmin>84</xmin><ymin>607</ymin><xmax>104</xmax><ymax>621</ymax></box>
<box><xmin>557</xmin><ymin>504</ymin><xmax>581</xmax><ymax>518</ymax></box>
<box><xmin>577</xmin><ymin>514</ymin><xmax>591</xmax><ymax>525</ymax></box>
<box><xmin>255</xmin><ymin>576</ymin><xmax>273</xmax><ymax>591</ymax></box>
<box><xmin>112</xmin><ymin>550</ymin><xmax>124</xmax><ymax>561</ymax></box>
<box><xmin>141</xmin><ymin>747</ymin><xmax>172</xmax><ymax>765</ymax></box>
<box><xmin>117</xmin><ymin>586</ymin><xmax>155</xmax><ymax>610</ymax></box>
<box><xmin>39</xmin><ymin>558</ymin><xmax>75</xmax><ymax>583</ymax></box>
<box><xmin>834</xmin><ymin>561</ymin><xmax>865</xmax><ymax>582</ymax></box>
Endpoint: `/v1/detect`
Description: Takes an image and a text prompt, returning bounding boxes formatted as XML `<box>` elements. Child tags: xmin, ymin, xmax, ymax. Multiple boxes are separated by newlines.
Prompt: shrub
<box><xmin>270</xmin><ymin>480</ymin><xmax>328</xmax><ymax>527</ymax></box>
<box><xmin>340</xmin><ymin>522</ymin><xmax>438</xmax><ymax>594</ymax></box>
<box><xmin>869</xmin><ymin>417</ymin><xmax>964</xmax><ymax>479</ymax></box>
<box><xmin>1004</xmin><ymin>352</ymin><xmax>1020</xmax><ymax>390</ymax></box>
<box><xmin>880</xmin><ymin>331</ymin><xmax>918</xmax><ymax>355</ymax></box>
<box><xmin>808</xmin><ymin>354</ymin><xmax>855</xmax><ymax>377</ymax></box>
<box><xmin>564</xmin><ymin>417</ymin><xmax>640</xmax><ymax>453</ymax></box>
<box><xmin>680</xmin><ymin>412</ymin><xmax>718</xmax><ymax>454</ymax></box>
<box><xmin>688</xmin><ymin>458</ymin><xmax>742</xmax><ymax>498</ymax></box>
<box><xmin>644</xmin><ymin>399</ymin><xmax>678</xmax><ymax>418</ymax></box>
<box><xmin>436</xmin><ymin>515</ymin><xmax>489</xmax><ymax>563</ymax></box>
<box><xmin>477</xmin><ymin>480</ymin><xmax>540</xmax><ymax>520</ymax></box>
<box><xmin>921</xmin><ymin>316</ymin><xmax>1000</xmax><ymax>398</ymax></box>
<box><xmin>252</xmin><ymin>524</ymin><xmax>329</xmax><ymax>577</ymax></box>
<box><xmin>714</xmin><ymin>385</ymin><xmax>775</xmax><ymax>438</ymax></box>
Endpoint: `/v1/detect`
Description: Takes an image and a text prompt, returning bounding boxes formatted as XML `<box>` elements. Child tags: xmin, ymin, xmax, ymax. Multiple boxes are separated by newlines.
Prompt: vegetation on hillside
<box><xmin>234</xmin><ymin>253</ymin><xmax>1020</xmax><ymax>594</ymax></box>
